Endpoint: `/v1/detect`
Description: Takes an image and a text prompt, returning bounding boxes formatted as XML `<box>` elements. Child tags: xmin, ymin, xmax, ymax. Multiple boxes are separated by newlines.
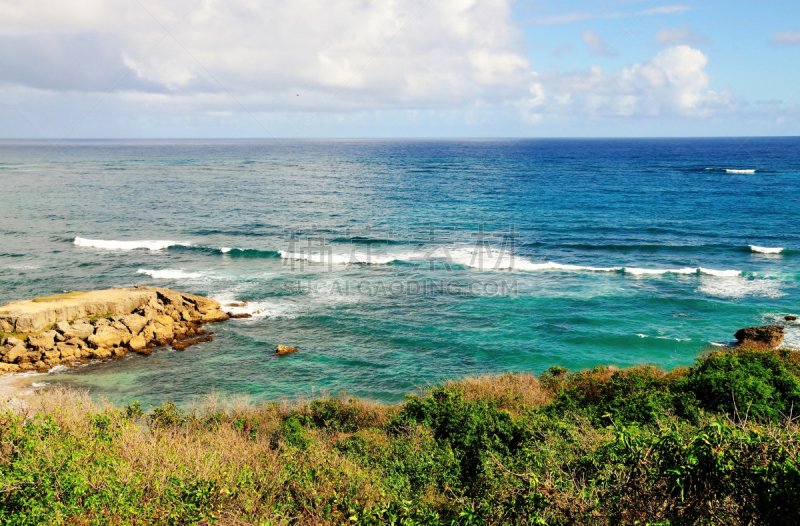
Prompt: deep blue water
<box><xmin>1</xmin><ymin>138</ymin><xmax>799</xmax><ymax>405</ymax></box>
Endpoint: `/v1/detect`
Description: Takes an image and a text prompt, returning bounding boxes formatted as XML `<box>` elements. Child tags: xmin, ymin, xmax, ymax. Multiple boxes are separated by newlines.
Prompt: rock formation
<box><xmin>275</xmin><ymin>344</ymin><xmax>298</xmax><ymax>356</ymax></box>
<box><xmin>0</xmin><ymin>287</ymin><xmax>229</xmax><ymax>374</ymax></box>
<box><xmin>734</xmin><ymin>325</ymin><xmax>785</xmax><ymax>348</ymax></box>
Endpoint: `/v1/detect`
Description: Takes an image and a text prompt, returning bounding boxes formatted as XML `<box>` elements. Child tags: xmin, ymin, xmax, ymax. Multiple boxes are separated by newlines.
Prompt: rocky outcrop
<box><xmin>786</xmin><ymin>316</ymin><xmax>797</xmax><ymax>322</ymax></box>
<box><xmin>276</xmin><ymin>344</ymin><xmax>298</xmax><ymax>356</ymax></box>
<box><xmin>0</xmin><ymin>287</ymin><xmax>229</xmax><ymax>374</ymax></box>
<box><xmin>734</xmin><ymin>326</ymin><xmax>785</xmax><ymax>348</ymax></box>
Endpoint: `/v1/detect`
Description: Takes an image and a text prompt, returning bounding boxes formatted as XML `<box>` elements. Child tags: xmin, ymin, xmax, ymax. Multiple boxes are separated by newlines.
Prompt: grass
<box><xmin>31</xmin><ymin>291</ymin><xmax>86</xmax><ymax>303</ymax></box>
<box><xmin>2</xmin><ymin>344</ymin><xmax>800</xmax><ymax>525</ymax></box>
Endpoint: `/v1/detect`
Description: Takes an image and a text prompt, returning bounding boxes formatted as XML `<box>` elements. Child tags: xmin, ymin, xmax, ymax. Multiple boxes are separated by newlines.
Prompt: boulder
<box><xmin>121</xmin><ymin>314</ymin><xmax>148</xmax><ymax>336</ymax></box>
<box><xmin>276</xmin><ymin>345</ymin><xmax>298</xmax><ymax>356</ymax></box>
<box><xmin>128</xmin><ymin>335</ymin><xmax>147</xmax><ymax>352</ymax></box>
<box><xmin>3</xmin><ymin>344</ymin><xmax>27</xmax><ymax>363</ymax></box>
<box><xmin>43</xmin><ymin>350</ymin><xmax>61</xmax><ymax>362</ymax></box>
<box><xmin>154</xmin><ymin>314</ymin><xmax>176</xmax><ymax>327</ymax></box>
<box><xmin>63</xmin><ymin>322</ymin><xmax>94</xmax><ymax>340</ymax></box>
<box><xmin>89</xmin><ymin>348</ymin><xmax>113</xmax><ymax>360</ymax></box>
<box><xmin>17</xmin><ymin>351</ymin><xmax>43</xmax><ymax>364</ymax></box>
<box><xmin>88</xmin><ymin>326</ymin><xmax>129</xmax><ymax>348</ymax></box>
<box><xmin>5</xmin><ymin>336</ymin><xmax>23</xmax><ymax>347</ymax></box>
<box><xmin>54</xmin><ymin>321</ymin><xmax>71</xmax><ymax>334</ymax></box>
<box><xmin>0</xmin><ymin>363</ymin><xmax>20</xmax><ymax>373</ymax></box>
<box><xmin>146</xmin><ymin>322</ymin><xmax>175</xmax><ymax>345</ymax></box>
<box><xmin>28</xmin><ymin>332</ymin><xmax>56</xmax><ymax>351</ymax></box>
<box><xmin>201</xmin><ymin>310</ymin><xmax>230</xmax><ymax>323</ymax></box>
<box><xmin>56</xmin><ymin>343</ymin><xmax>78</xmax><ymax>359</ymax></box>
<box><xmin>735</xmin><ymin>325</ymin><xmax>785</xmax><ymax>347</ymax></box>
<box><xmin>786</xmin><ymin>316</ymin><xmax>797</xmax><ymax>322</ymax></box>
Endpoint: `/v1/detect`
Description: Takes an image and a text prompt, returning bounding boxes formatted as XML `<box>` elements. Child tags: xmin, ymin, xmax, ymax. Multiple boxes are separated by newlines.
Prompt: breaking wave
<box><xmin>137</xmin><ymin>269</ymin><xmax>204</xmax><ymax>279</ymax></box>
<box><xmin>75</xmin><ymin>237</ymin><xmax>190</xmax><ymax>251</ymax></box>
<box><xmin>749</xmin><ymin>245</ymin><xmax>784</xmax><ymax>254</ymax></box>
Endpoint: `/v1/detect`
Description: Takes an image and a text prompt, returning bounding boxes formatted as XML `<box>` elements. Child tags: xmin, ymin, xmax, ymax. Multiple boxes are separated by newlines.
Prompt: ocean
<box><xmin>2</xmin><ymin>138</ymin><xmax>799</xmax><ymax>406</ymax></box>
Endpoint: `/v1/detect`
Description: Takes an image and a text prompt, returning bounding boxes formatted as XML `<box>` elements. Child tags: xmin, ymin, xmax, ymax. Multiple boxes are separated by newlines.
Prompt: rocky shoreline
<box><xmin>0</xmin><ymin>287</ymin><xmax>230</xmax><ymax>374</ymax></box>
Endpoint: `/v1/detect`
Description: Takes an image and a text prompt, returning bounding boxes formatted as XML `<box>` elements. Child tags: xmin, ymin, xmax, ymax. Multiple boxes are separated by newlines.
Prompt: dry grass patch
<box><xmin>439</xmin><ymin>372</ymin><xmax>553</xmax><ymax>413</ymax></box>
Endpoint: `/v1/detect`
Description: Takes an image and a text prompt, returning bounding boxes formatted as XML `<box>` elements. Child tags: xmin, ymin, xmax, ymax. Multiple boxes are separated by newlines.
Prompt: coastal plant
<box><xmin>2</xmin><ymin>346</ymin><xmax>800</xmax><ymax>525</ymax></box>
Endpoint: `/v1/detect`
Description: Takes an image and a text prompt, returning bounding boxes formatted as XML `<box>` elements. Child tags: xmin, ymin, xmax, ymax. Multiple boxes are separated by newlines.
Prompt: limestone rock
<box><xmin>735</xmin><ymin>325</ymin><xmax>785</xmax><ymax>347</ymax></box>
<box><xmin>129</xmin><ymin>335</ymin><xmax>147</xmax><ymax>352</ymax></box>
<box><xmin>56</xmin><ymin>343</ymin><xmax>78</xmax><ymax>359</ymax></box>
<box><xmin>5</xmin><ymin>336</ymin><xmax>23</xmax><ymax>347</ymax></box>
<box><xmin>64</xmin><ymin>322</ymin><xmax>94</xmax><ymax>340</ymax></box>
<box><xmin>28</xmin><ymin>332</ymin><xmax>56</xmax><ymax>351</ymax></box>
<box><xmin>88</xmin><ymin>326</ymin><xmax>129</xmax><ymax>348</ymax></box>
<box><xmin>201</xmin><ymin>310</ymin><xmax>230</xmax><ymax>323</ymax></box>
<box><xmin>90</xmin><ymin>348</ymin><xmax>113</xmax><ymax>360</ymax></box>
<box><xmin>17</xmin><ymin>351</ymin><xmax>43</xmax><ymax>364</ymax></box>
<box><xmin>54</xmin><ymin>321</ymin><xmax>71</xmax><ymax>334</ymax></box>
<box><xmin>0</xmin><ymin>287</ymin><xmax>156</xmax><ymax>333</ymax></box>
<box><xmin>3</xmin><ymin>344</ymin><xmax>27</xmax><ymax>363</ymax></box>
<box><xmin>276</xmin><ymin>345</ymin><xmax>298</xmax><ymax>356</ymax></box>
<box><xmin>121</xmin><ymin>313</ymin><xmax>148</xmax><ymax>336</ymax></box>
<box><xmin>43</xmin><ymin>350</ymin><xmax>61</xmax><ymax>361</ymax></box>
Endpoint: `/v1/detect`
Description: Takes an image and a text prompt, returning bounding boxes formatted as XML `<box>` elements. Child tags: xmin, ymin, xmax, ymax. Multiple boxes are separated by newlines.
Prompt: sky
<box><xmin>0</xmin><ymin>0</ymin><xmax>798</xmax><ymax>138</ymax></box>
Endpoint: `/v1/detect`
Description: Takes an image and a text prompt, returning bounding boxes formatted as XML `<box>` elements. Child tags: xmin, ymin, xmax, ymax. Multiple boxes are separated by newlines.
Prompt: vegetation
<box><xmin>31</xmin><ymin>292</ymin><xmax>86</xmax><ymax>303</ymax></box>
<box><xmin>2</xmin><ymin>344</ymin><xmax>800</xmax><ymax>524</ymax></box>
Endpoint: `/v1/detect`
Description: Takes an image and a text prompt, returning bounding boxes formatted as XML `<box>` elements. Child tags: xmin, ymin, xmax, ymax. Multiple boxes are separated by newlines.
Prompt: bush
<box><xmin>676</xmin><ymin>347</ymin><xmax>800</xmax><ymax>421</ymax></box>
<box><xmin>3</xmin><ymin>347</ymin><xmax>800</xmax><ymax>525</ymax></box>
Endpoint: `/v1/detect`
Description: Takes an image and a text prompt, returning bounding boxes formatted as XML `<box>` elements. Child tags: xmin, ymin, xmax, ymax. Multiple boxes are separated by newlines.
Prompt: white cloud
<box><xmin>524</xmin><ymin>4</ymin><xmax>693</xmax><ymax>26</ymax></box>
<box><xmin>0</xmin><ymin>0</ymin><xmax>532</xmax><ymax>111</ymax></box>
<box><xmin>524</xmin><ymin>46</ymin><xmax>733</xmax><ymax>119</ymax></box>
<box><xmin>770</xmin><ymin>30</ymin><xmax>800</xmax><ymax>46</ymax></box>
<box><xmin>655</xmin><ymin>24</ymin><xmax>709</xmax><ymax>46</ymax></box>
<box><xmin>582</xmin><ymin>29</ymin><xmax>617</xmax><ymax>57</ymax></box>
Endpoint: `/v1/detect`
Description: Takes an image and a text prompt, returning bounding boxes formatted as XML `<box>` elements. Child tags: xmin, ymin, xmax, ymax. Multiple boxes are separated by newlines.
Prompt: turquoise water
<box><xmin>1</xmin><ymin>138</ymin><xmax>799</xmax><ymax>405</ymax></box>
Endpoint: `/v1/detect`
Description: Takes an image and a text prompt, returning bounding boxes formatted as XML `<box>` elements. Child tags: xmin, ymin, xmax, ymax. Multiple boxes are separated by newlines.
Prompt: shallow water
<box><xmin>2</xmin><ymin>138</ymin><xmax>799</xmax><ymax>406</ymax></box>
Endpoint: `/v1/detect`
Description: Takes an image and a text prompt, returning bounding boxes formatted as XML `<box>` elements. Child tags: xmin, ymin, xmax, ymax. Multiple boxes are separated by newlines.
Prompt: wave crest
<box><xmin>75</xmin><ymin>237</ymin><xmax>190</xmax><ymax>251</ymax></box>
<box><xmin>137</xmin><ymin>269</ymin><xmax>204</xmax><ymax>279</ymax></box>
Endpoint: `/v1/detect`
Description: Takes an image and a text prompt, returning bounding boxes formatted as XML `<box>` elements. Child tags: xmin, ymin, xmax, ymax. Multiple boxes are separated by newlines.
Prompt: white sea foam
<box><xmin>217</xmin><ymin>298</ymin><xmax>300</xmax><ymax>318</ymax></box>
<box><xmin>137</xmin><ymin>269</ymin><xmax>204</xmax><ymax>279</ymax></box>
<box><xmin>637</xmin><ymin>334</ymin><xmax>648</xmax><ymax>338</ymax></box>
<box><xmin>280</xmin><ymin>244</ymin><xmax>744</xmax><ymax>278</ymax></box>
<box><xmin>279</xmin><ymin>249</ymin><xmax>407</xmax><ymax>266</ymax></box>
<box><xmin>220</xmin><ymin>247</ymin><xmax>232</xmax><ymax>253</ymax></box>
<box><xmin>749</xmin><ymin>245</ymin><xmax>784</xmax><ymax>254</ymax></box>
<box><xmin>697</xmin><ymin>277</ymin><xmax>785</xmax><ymax>298</ymax></box>
<box><xmin>75</xmin><ymin>237</ymin><xmax>190</xmax><ymax>251</ymax></box>
<box><xmin>47</xmin><ymin>365</ymin><xmax>71</xmax><ymax>374</ymax></box>
<box><xmin>783</xmin><ymin>328</ymin><xmax>800</xmax><ymax>350</ymax></box>
<box><xmin>726</xmin><ymin>169</ymin><xmax>756</xmax><ymax>174</ymax></box>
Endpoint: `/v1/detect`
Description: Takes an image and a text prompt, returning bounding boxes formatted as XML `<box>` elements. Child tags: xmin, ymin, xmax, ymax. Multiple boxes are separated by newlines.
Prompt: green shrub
<box><xmin>677</xmin><ymin>347</ymin><xmax>800</xmax><ymax>420</ymax></box>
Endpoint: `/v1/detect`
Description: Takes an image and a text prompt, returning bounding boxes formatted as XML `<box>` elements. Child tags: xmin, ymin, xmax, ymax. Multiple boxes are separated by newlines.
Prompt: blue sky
<box><xmin>0</xmin><ymin>0</ymin><xmax>798</xmax><ymax>138</ymax></box>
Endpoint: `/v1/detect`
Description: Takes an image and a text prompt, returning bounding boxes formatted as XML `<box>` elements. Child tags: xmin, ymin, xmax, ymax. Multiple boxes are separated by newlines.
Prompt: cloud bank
<box><xmin>0</xmin><ymin>0</ymin><xmax>788</xmax><ymax>137</ymax></box>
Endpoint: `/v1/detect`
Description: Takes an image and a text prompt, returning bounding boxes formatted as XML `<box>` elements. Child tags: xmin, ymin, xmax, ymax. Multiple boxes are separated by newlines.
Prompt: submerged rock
<box><xmin>734</xmin><ymin>325</ymin><xmax>785</xmax><ymax>347</ymax></box>
<box><xmin>786</xmin><ymin>316</ymin><xmax>797</xmax><ymax>321</ymax></box>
